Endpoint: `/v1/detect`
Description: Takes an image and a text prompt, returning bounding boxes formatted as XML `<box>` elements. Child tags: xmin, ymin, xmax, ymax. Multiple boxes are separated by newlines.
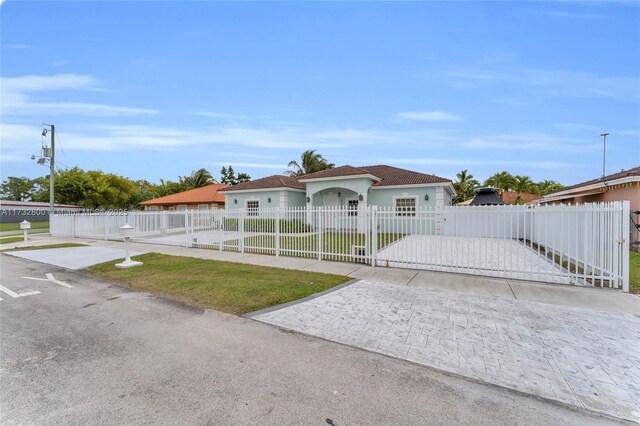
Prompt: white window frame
<box><xmin>393</xmin><ymin>196</ymin><xmax>417</xmax><ymax>217</ymax></box>
<box><xmin>246</xmin><ymin>200</ymin><xmax>259</xmax><ymax>216</ymax></box>
<box><xmin>177</xmin><ymin>205</ymin><xmax>188</xmax><ymax>211</ymax></box>
<box><xmin>147</xmin><ymin>205</ymin><xmax>159</xmax><ymax>211</ymax></box>
<box><xmin>198</xmin><ymin>204</ymin><xmax>209</xmax><ymax>211</ymax></box>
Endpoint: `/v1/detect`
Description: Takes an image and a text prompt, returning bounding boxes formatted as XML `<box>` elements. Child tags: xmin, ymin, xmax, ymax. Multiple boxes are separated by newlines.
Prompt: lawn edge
<box><xmin>243</xmin><ymin>278</ymin><xmax>361</xmax><ymax>318</ymax></box>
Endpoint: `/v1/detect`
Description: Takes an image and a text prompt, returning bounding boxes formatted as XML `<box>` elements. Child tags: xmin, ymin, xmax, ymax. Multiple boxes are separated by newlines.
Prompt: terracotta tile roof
<box><xmin>501</xmin><ymin>191</ymin><xmax>541</xmax><ymax>204</ymax></box>
<box><xmin>219</xmin><ymin>175</ymin><xmax>305</xmax><ymax>192</ymax></box>
<box><xmin>298</xmin><ymin>164</ymin><xmax>451</xmax><ymax>186</ymax></box>
<box><xmin>546</xmin><ymin>166</ymin><xmax>640</xmax><ymax>195</ymax></box>
<box><xmin>140</xmin><ymin>184</ymin><xmax>227</xmax><ymax>205</ymax></box>
<box><xmin>298</xmin><ymin>165</ymin><xmax>374</xmax><ymax>180</ymax></box>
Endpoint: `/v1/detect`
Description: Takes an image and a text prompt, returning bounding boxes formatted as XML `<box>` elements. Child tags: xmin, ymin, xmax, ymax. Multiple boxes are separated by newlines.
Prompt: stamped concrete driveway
<box><xmin>254</xmin><ymin>280</ymin><xmax>640</xmax><ymax>423</ymax></box>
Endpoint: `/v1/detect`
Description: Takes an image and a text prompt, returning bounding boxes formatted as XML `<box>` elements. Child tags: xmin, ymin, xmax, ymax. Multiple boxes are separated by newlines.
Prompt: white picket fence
<box><xmin>50</xmin><ymin>201</ymin><xmax>630</xmax><ymax>291</ymax></box>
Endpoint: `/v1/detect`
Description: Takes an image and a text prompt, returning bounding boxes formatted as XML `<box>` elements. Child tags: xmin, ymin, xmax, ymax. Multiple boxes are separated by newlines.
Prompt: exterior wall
<box><xmin>560</xmin><ymin>184</ymin><xmax>640</xmax><ymax>213</ymax></box>
<box><xmin>224</xmin><ymin>190</ymin><xmax>304</xmax><ymax>210</ymax></box>
<box><xmin>284</xmin><ymin>190</ymin><xmax>306</xmax><ymax>208</ymax></box>
<box><xmin>368</xmin><ymin>186</ymin><xmax>438</xmax><ymax>209</ymax></box>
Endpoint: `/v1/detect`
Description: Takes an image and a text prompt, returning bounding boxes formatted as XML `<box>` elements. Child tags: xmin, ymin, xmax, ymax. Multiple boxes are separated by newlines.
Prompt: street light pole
<box><xmin>49</xmin><ymin>124</ymin><xmax>55</xmax><ymax>216</ymax></box>
<box><xmin>600</xmin><ymin>132</ymin><xmax>609</xmax><ymax>181</ymax></box>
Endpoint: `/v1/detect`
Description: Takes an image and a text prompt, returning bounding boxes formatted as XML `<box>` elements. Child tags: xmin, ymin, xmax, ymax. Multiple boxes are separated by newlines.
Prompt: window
<box><xmin>198</xmin><ymin>204</ymin><xmax>209</xmax><ymax>211</ymax></box>
<box><xmin>395</xmin><ymin>197</ymin><xmax>416</xmax><ymax>217</ymax></box>
<box><xmin>246</xmin><ymin>200</ymin><xmax>259</xmax><ymax>216</ymax></box>
<box><xmin>177</xmin><ymin>205</ymin><xmax>188</xmax><ymax>211</ymax></box>
<box><xmin>147</xmin><ymin>205</ymin><xmax>159</xmax><ymax>211</ymax></box>
<box><xmin>348</xmin><ymin>200</ymin><xmax>358</xmax><ymax>216</ymax></box>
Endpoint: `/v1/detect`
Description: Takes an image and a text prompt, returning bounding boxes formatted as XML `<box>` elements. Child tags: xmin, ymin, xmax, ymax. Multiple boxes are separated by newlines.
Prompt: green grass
<box><xmin>0</xmin><ymin>221</ymin><xmax>49</xmax><ymax>232</ymax></box>
<box><xmin>630</xmin><ymin>252</ymin><xmax>640</xmax><ymax>294</ymax></box>
<box><xmin>87</xmin><ymin>253</ymin><xmax>350</xmax><ymax>315</ymax></box>
<box><xmin>0</xmin><ymin>236</ymin><xmax>26</xmax><ymax>245</ymax></box>
<box><xmin>1</xmin><ymin>243</ymin><xmax>87</xmax><ymax>252</ymax></box>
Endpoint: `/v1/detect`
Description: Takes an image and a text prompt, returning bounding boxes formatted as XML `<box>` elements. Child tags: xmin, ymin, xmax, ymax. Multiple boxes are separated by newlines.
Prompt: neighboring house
<box><xmin>140</xmin><ymin>184</ymin><xmax>227</xmax><ymax>211</ymax></box>
<box><xmin>501</xmin><ymin>191</ymin><xmax>541</xmax><ymax>205</ymax></box>
<box><xmin>540</xmin><ymin>166</ymin><xmax>640</xmax><ymax>251</ymax></box>
<box><xmin>220</xmin><ymin>165</ymin><xmax>455</xmax><ymax>212</ymax></box>
<box><xmin>539</xmin><ymin>166</ymin><xmax>639</xmax><ymax>212</ymax></box>
<box><xmin>0</xmin><ymin>200</ymin><xmax>83</xmax><ymax>223</ymax></box>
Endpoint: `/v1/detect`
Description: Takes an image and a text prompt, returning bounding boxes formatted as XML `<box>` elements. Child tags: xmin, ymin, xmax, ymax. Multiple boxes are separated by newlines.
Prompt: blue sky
<box><xmin>1</xmin><ymin>1</ymin><xmax>639</xmax><ymax>186</ymax></box>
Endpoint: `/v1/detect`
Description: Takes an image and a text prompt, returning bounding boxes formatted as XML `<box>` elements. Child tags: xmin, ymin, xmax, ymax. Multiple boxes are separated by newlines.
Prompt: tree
<box><xmin>452</xmin><ymin>170</ymin><xmax>479</xmax><ymax>204</ymax></box>
<box><xmin>286</xmin><ymin>150</ymin><xmax>334</xmax><ymax>176</ymax></box>
<box><xmin>0</xmin><ymin>177</ymin><xmax>37</xmax><ymax>201</ymax></box>
<box><xmin>484</xmin><ymin>171</ymin><xmax>515</xmax><ymax>193</ymax></box>
<box><xmin>536</xmin><ymin>179</ymin><xmax>564</xmax><ymax>195</ymax></box>
<box><xmin>180</xmin><ymin>168</ymin><xmax>216</xmax><ymax>189</ymax></box>
<box><xmin>220</xmin><ymin>166</ymin><xmax>251</xmax><ymax>186</ymax></box>
<box><xmin>513</xmin><ymin>175</ymin><xmax>535</xmax><ymax>195</ymax></box>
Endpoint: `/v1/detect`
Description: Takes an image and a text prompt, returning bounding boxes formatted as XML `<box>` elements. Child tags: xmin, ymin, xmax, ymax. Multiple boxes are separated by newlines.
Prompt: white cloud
<box><xmin>459</xmin><ymin>133</ymin><xmax>601</xmax><ymax>153</ymax></box>
<box><xmin>0</xmin><ymin>73</ymin><xmax>158</xmax><ymax>117</ymax></box>
<box><xmin>396</xmin><ymin>111</ymin><xmax>461</xmax><ymax>122</ymax></box>
<box><xmin>446</xmin><ymin>68</ymin><xmax>640</xmax><ymax>101</ymax></box>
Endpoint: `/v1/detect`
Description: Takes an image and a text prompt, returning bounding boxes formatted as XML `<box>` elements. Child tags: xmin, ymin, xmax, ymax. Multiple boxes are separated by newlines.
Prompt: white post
<box><xmin>622</xmin><ymin>201</ymin><xmax>630</xmax><ymax>292</ymax></box>
<box><xmin>371</xmin><ymin>206</ymin><xmax>378</xmax><ymax>267</ymax></box>
<box><xmin>184</xmin><ymin>210</ymin><xmax>190</xmax><ymax>248</ymax></box>
<box><xmin>20</xmin><ymin>220</ymin><xmax>30</xmax><ymax>242</ymax></box>
<box><xmin>317</xmin><ymin>207</ymin><xmax>322</xmax><ymax>261</ymax></box>
<box><xmin>275</xmin><ymin>208</ymin><xmax>280</xmax><ymax>257</ymax></box>
<box><xmin>116</xmin><ymin>224</ymin><xmax>143</xmax><ymax>268</ymax></box>
<box><xmin>239</xmin><ymin>209</ymin><xmax>245</xmax><ymax>253</ymax></box>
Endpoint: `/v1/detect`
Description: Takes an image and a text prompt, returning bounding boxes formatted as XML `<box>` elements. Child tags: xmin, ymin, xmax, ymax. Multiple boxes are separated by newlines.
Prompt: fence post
<box><xmin>72</xmin><ymin>214</ymin><xmax>76</xmax><ymax>238</ymax></box>
<box><xmin>239</xmin><ymin>209</ymin><xmax>245</xmax><ymax>253</ymax></box>
<box><xmin>104</xmin><ymin>212</ymin><xmax>109</xmax><ymax>240</ymax></box>
<box><xmin>184</xmin><ymin>210</ymin><xmax>190</xmax><ymax>248</ymax></box>
<box><xmin>622</xmin><ymin>201</ymin><xmax>630</xmax><ymax>292</ymax></box>
<box><xmin>371</xmin><ymin>206</ymin><xmax>378</xmax><ymax>267</ymax></box>
<box><xmin>275</xmin><ymin>208</ymin><xmax>280</xmax><ymax>257</ymax></box>
<box><xmin>317</xmin><ymin>207</ymin><xmax>322</xmax><ymax>261</ymax></box>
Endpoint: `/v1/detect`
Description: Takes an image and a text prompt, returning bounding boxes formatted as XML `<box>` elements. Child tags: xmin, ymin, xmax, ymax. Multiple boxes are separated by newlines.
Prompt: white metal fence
<box><xmin>51</xmin><ymin>201</ymin><xmax>630</xmax><ymax>291</ymax></box>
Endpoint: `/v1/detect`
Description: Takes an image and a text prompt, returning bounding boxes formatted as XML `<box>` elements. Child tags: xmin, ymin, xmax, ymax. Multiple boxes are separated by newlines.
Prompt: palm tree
<box><xmin>513</xmin><ymin>175</ymin><xmax>534</xmax><ymax>194</ymax></box>
<box><xmin>484</xmin><ymin>171</ymin><xmax>515</xmax><ymax>194</ymax></box>
<box><xmin>536</xmin><ymin>179</ymin><xmax>564</xmax><ymax>195</ymax></box>
<box><xmin>452</xmin><ymin>169</ymin><xmax>479</xmax><ymax>203</ymax></box>
<box><xmin>286</xmin><ymin>150</ymin><xmax>334</xmax><ymax>176</ymax></box>
<box><xmin>181</xmin><ymin>168</ymin><xmax>216</xmax><ymax>189</ymax></box>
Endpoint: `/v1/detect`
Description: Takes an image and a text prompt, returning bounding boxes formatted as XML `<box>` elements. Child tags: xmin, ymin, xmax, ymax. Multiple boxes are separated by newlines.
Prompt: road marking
<box><xmin>45</xmin><ymin>273</ymin><xmax>73</xmax><ymax>288</ymax></box>
<box><xmin>0</xmin><ymin>285</ymin><xmax>41</xmax><ymax>298</ymax></box>
<box><xmin>21</xmin><ymin>274</ymin><xmax>73</xmax><ymax>288</ymax></box>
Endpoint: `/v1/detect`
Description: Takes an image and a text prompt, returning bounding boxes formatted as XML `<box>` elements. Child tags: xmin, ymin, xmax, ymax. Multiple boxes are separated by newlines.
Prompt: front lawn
<box><xmin>87</xmin><ymin>253</ymin><xmax>350</xmax><ymax>314</ymax></box>
<box><xmin>630</xmin><ymin>252</ymin><xmax>640</xmax><ymax>294</ymax></box>
<box><xmin>0</xmin><ymin>236</ymin><xmax>26</xmax><ymax>245</ymax></box>
<box><xmin>0</xmin><ymin>221</ymin><xmax>49</xmax><ymax>232</ymax></box>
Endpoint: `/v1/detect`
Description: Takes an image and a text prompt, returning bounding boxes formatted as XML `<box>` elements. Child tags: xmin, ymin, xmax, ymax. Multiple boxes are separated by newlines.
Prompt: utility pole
<box><xmin>49</xmin><ymin>124</ymin><xmax>55</xmax><ymax>215</ymax></box>
<box><xmin>600</xmin><ymin>132</ymin><xmax>609</xmax><ymax>181</ymax></box>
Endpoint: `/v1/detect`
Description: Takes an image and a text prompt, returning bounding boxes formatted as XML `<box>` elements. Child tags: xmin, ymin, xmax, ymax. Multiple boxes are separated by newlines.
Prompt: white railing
<box><xmin>50</xmin><ymin>201</ymin><xmax>630</xmax><ymax>291</ymax></box>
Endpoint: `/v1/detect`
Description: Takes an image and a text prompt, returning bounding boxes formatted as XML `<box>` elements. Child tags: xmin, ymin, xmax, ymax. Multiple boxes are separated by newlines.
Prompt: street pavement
<box><xmin>0</xmin><ymin>254</ymin><xmax>624</xmax><ymax>425</ymax></box>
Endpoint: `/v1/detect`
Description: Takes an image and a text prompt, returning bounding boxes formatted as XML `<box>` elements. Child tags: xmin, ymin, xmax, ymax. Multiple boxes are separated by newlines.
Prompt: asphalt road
<box><xmin>0</xmin><ymin>254</ymin><xmax>624</xmax><ymax>425</ymax></box>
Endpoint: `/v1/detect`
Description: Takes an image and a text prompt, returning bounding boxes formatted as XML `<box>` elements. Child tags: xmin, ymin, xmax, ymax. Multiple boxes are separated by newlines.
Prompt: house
<box><xmin>219</xmin><ymin>165</ymin><xmax>455</xmax><ymax>212</ymax></box>
<box><xmin>539</xmin><ymin>166</ymin><xmax>639</xmax><ymax>211</ymax></box>
<box><xmin>539</xmin><ymin>166</ymin><xmax>640</xmax><ymax>251</ymax></box>
<box><xmin>140</xmin><ymin>184</ymin><xmax>227</xmax><ymax>211</ymax></box>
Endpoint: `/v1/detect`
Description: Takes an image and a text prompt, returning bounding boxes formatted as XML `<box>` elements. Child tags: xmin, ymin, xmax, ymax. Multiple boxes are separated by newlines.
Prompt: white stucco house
<box><xmin>219</xmin><ymin>165</ymin><xmax>455</xmax><ymax>213</ymax></box>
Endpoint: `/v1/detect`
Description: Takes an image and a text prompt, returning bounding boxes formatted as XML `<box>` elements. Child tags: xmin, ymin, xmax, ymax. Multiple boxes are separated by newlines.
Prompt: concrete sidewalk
<box><xmin>10</xmin><ymin>234</ymin><xmax>638</xmax><ymax>315</ymax></box>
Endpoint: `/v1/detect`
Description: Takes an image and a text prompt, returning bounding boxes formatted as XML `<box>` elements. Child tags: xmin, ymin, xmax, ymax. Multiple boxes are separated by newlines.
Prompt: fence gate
<box><xmin>50</xmin><ymin>201</ymin><xmax>630</xmax><ymax>291</ymax></box>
